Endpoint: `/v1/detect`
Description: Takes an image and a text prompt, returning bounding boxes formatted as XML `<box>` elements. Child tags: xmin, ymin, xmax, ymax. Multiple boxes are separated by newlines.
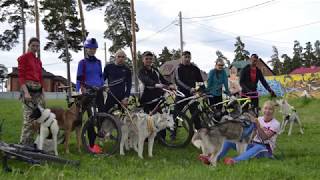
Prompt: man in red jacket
<box><xmin>18</xmin><ymin>37</ymin><xmax>45</xmax><ymax>145</ymax></box>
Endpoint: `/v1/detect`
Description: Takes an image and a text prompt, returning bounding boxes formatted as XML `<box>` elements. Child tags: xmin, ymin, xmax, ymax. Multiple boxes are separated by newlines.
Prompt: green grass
<box><xmin>0</xmin><ymin>98</ymin><xmax>320</xmax><ymax>179</ymax></box>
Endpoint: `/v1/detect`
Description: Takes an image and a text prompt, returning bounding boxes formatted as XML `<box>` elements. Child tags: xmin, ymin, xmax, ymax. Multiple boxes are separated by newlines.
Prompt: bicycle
<box><xmin>80</xmin><ymin>85</ymin><xmax>122</xmax><ymax>156</ymax></box>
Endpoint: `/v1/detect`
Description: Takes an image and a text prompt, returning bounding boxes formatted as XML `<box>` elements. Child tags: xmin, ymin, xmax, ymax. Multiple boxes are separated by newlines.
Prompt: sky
<box><xmin>1</xmin><ymin>0</ymin><xmax>320</xmax><ymax>83</ymax></box>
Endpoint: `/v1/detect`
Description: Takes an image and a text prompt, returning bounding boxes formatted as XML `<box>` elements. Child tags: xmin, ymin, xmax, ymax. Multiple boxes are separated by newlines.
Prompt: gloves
<box><xmin>269</xmin><ymin>90</ymin><xmax>276</xmax><ymax>97</ymax></box>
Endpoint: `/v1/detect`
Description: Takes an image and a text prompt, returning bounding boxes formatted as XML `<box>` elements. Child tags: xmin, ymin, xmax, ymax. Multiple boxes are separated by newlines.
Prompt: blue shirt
<box><xmin>207</xmin><ymin>69</ymin><xmax>229</xmax><ymax>96</ymax></box>
<box><xmin>76</xmin><ymin>56</ymin><xmax>104</xmax><ymax>91</ymax></box>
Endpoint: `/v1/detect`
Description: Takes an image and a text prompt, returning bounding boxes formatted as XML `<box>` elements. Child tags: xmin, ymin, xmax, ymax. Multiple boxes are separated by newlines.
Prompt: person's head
<box><xmin>181</xmin><ymin>51</ymin><xmax>191</xmax><ymax>65</ymax></box>
<box><xmin>142</xmin><ymin>51</ymin><xmax>154</xmax><ymax>68</ymax></box>
<box><xmin>28</xmin><ymin>37</ymin><xmax>40</xmax><ymax>54</ymax></box>
<box><xmin>84</xmin><ymin>38</ymin><xmax>98</xmax><ymax>57</ymax></box>
<box><xmin>215</xmin><ymin>59</ymin><xmax>225</xmax><ymax>71</ymax></box>
<box><xmin>230</xmin><ymin>66</ymin><xmax>238</xmax><ymax>76</ymax></box>
<box><xmin>250</xmin><ymin>54</ymin><xmax>259</xmax><ymax>67</ymax></box>
<box><xmin>115</xmin><ymin>50</ymin><xmax>126</xmax><ymax>65</ymax></box>
<box><xmin>262</xmin><ymin>100</ymin><xmax>275</xmax><ymax>120</ymax></box>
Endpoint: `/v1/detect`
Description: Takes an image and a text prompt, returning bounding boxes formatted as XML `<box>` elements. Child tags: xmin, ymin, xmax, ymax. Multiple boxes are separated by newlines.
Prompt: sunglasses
<box><xmin>144</xmin><ymin>58</ymin><xmax>153</xmax><ymax>60</ymax></box>
<box><xmin>117</xmin><ymin>55</ymin><xmax>125</xmax><ymax>58</ymax></box>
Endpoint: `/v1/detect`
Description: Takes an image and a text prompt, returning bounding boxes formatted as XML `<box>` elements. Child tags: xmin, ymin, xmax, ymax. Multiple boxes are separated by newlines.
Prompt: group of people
<box><xmin>18</xmin><ymin>37</ymin><xmax>280</xmax><ymax>164</ymax></box>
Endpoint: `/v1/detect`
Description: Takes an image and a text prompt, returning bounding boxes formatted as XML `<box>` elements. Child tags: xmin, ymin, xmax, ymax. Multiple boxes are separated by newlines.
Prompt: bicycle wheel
<box><xmin>18</xmin><ymin>151</ymin><xmax>80</xmax><ymax>166</ymax></box>
<box><xmin>158</xmin><ymin>113</ymin><xmax>194</xmax><ymax>148</ymax></box>
<box><xmin>81</xmin><ymin>113</ymin><xmax>121</xmax><ymax>156</ymax></box>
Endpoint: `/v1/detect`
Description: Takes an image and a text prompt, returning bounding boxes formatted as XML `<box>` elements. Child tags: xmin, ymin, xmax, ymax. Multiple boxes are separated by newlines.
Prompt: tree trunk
<box><xmin>35</xmin><ymin>0</ymin><xmax>40</xmax><ymax>58</ymax></box>
<box><xmin>77</xmin><ymin>0</ymin><xmax>87</xmax><ymax>58</ymax></box>
<box><xmin>20</xmin><ymin>0</ymin><xmax>26</xmax><ymax>54</ymax></box>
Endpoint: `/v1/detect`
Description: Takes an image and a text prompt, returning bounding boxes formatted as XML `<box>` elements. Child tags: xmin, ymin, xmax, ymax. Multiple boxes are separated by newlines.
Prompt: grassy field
<box><xmin>0</xmin><ymin>98</ymin><xmax>320</xmax><ymax>180</ymax></box>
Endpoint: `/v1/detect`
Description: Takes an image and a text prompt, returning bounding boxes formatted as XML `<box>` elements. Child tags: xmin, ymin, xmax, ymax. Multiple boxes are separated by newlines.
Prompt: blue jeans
<box><xmin>217</xmin><ymin>141</ymin><xmax>272</xmax><ymax>162</ymax></box>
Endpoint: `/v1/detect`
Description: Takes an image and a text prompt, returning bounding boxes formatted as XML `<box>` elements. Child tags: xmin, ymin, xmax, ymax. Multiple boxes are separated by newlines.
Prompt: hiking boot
<box><xmin>89</xmin><ymin>144</ymin><xmax>102</xmax><ymax>154</ymax></box>
<box><xmin>224</xmin><ymin>157</ymin><xmax>236</xmax><ymax>165</ymax></box>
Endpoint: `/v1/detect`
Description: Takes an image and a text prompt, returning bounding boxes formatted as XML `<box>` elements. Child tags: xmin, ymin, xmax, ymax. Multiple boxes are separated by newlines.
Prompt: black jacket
<box><xmin>138</xmin><ymin>66</ymin><xmax>170</xmax><ymax>104</ymax></box>
<box><xmin>175</xmin><ymin>63</ymin><xmax>203</xmax><ymax>97</ymax></box>
<box><xmin>239</xmin><ymin>65</ymin><xmax>271</xmax><ymax>93</ymax></box>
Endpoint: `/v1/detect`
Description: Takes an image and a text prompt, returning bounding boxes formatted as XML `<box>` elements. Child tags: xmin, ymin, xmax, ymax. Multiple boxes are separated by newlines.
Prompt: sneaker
<box><xmin>198</xmin><ymin>154</ymin><xmax>210</xmax><ymax>165</ymax></box>
<box><xmin>224</xmin><ymin>157</ymin><xmax>236</xmax><ymax>165</ymax></box>
<box><xmin>89</xmin><ymin>144</ymin><xmax>102</xmax><ymax>154</ymax></box>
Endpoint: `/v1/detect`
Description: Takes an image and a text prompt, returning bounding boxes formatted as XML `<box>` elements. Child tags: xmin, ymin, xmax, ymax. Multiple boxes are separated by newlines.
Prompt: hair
<box><xmin>215</xmin><ymin>58</ymin><xmax>224</xmax><ymax>65</ymax></box>
<box><xmin>251</xmin><ymin>54</ymin><xmax>259</xmax><ymax>59</ymax></box>
<box><xmin>115</xmin><ymin>49</ymin><xmax>126</xmax><ymax>57</ymax></box>
<box><xmin>182</xmin><ymin>51</ymin><xmax>191</xmax><ymax>56</ymax></box>
<box><xmin>263</xmin><ymin>100</ymin><xmax>275</xmax><ymax>112</ymax></box>
<box><xmin>28</xmin><ymin>37</ymin><xmax>40</xmax><ymax>46</ymax></box>
<box><xmin>142</xmin><ymin>51</ymin><xmax>153</xmax><ymax>57</ymax></box>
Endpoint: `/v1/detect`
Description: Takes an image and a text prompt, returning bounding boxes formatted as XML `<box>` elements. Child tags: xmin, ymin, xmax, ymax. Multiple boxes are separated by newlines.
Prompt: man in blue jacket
<box><xmin>103</xmin><ymin>50</ymin><xmax>132</xmax><ymax>112</ymax></box>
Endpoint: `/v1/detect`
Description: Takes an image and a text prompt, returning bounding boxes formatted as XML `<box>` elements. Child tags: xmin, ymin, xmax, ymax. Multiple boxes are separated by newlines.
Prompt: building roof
<box><xmin>290</xmin><ymin>66</ymin><xmax>320</xmax><ymax>74</ymax></box>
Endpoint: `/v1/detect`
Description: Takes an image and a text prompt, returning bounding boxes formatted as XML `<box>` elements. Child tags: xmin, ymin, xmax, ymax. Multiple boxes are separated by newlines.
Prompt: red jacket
<box><xmin>18</xmin><ymin>52</ymin><xmax>43</xmax><ymax>86</ymax></box>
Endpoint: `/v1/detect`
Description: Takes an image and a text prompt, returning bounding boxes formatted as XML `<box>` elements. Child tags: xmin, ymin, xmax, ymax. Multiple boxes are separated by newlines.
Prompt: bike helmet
<box><xmin>84</xmin><ymin>38</ymin><xmax>98</xmax><ymax>48</ymax></box>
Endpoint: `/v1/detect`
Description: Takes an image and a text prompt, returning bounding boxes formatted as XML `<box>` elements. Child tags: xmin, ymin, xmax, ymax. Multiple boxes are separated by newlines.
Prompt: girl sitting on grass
<box><xmin>218</xmin><ymin>100</ymin><xmax>281</xmax><ymax>165</ymax></box>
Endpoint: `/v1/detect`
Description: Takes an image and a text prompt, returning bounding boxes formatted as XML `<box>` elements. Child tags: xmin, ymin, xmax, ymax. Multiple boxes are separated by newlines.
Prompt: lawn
<box><xmin>0</xmin><ymin>98</ymin><xmax>319</xmax><ymax>180</ymax></box>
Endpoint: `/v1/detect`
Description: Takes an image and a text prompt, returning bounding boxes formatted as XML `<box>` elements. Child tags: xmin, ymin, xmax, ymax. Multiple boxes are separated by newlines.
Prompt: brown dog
<box><xmin>50</xmin><ymin>99</ymin><xmax>82</xmax><ymax>153</ymax></box>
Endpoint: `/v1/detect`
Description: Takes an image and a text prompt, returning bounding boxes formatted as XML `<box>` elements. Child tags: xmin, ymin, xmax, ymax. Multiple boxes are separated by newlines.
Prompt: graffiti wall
<box><xmin>257</xmin><ymin>72</ymin><xmax>320</xmax><ymax>98</ymax></box>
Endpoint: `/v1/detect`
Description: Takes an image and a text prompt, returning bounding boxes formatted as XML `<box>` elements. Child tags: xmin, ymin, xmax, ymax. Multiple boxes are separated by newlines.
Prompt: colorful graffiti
<box><xmin>257</xmin><ymin>72</ymin><xmax>320</xmax><ymax>98</ymax></box>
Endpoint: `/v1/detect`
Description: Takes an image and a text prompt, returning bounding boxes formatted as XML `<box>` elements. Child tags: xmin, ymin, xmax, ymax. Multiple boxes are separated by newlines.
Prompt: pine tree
<box><xmin>0</xmin><ymin>0</ymin><xmax>32</xmax><ymax>51</ymax></box>
<box><xmin>234</xmin><ymin>36</ymin><xmax>250</xmax><ymax>61</ymax></box>
<box><xmin>291</xmin><ymin>40</ymin><xmax>303</xmax><ymax>72</ymax></box>
<box><xmin>40</xmin><ymin>0</ymin><xmax>83</xmax><ymax>60</ymax></box>
<box><xmin>302</xmin><ymin>42</ymin><xmax>316</xmax><ymax>67</ymax></box>
<box><xmin>82</xmin><ymin>0</ymin><xmax>139</xmax><ymax>54</ymax></box>
<box><xmin>314</xmin><ymin>40</ymin><xmax>320</xmax><ymax>66</ymax></box>
<box><xmin>158</xmin><ymin>47</ymin><xmax>172</xmax><ymax>66</ymax></box>
<box><xmin>0</xmin><ymin>64</ymin><xmax>8</xmax><ymax>92</ymax></box>
<box><xmin>281</xmin><ymin>54</ymin><xmax>292</xmax><ymax>74</ymax></box>
<box><xmin>216</xmin><ymin>50</ymin><xmax>230</xmax><ymax>67</ymax></box>
<box><xmin>269</xmin><ymin>46</ymin><xmax>283</xmax><ymax>75</ymax></box>
<box><xmin>171</xmin><ymin>49</ymin><xmax>181</xmax><ymax>60</ymax></box>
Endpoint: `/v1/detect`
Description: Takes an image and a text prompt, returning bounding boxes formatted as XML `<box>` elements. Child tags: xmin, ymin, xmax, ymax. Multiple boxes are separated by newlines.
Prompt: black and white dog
<box><xmin>30</xmin><ymin>105</ymin><xmax>59</xmax><ymax>155</ymax></box>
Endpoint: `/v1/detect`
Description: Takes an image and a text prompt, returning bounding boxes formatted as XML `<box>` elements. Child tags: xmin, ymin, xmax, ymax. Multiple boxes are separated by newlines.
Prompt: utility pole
<box><xmin>61</xmin><ymin>5</ymin><xmax>72</xmax><ymax>103</ymax></box>
<box><xmin>179</xmin><ymin>11</ymin><xmax>184</xmax><ymax>55</ymax></box>
<box><xmin>20</xmin><ymin>0</ymin><xmax>26</xmax><ymax>54</ymax></box>
<box><xmin>77</xmin><ymin>0</ymin><xmax>87</xmax><ymax>58</ymax></box>
<box><xmin>130</xmin><ymin>0</ymin><xmax>138</xmax><ymax>92</ymax></box>
<box><xmin>104</xmin><ymin>42</ymin><xmax>107</xmax><ymax>65</ymax></box>
<box><xmin>35</xmin><ymin>0</ymin><xmax>40</xmax><ymax>58</ymax></box>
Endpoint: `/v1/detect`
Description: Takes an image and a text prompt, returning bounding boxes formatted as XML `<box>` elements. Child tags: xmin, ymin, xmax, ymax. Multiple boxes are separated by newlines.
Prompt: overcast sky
<box><xmin>1</xmin><ymin>0</ymin><xmax>320</xmax><ymax>82</ymax></box>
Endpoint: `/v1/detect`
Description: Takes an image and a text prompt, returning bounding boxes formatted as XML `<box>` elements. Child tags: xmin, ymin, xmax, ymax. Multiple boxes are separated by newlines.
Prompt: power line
<box><xmin>182</xmin><ymin>0</ymin><xmax>277</xmax><ymax>20</ymax></box>
<box><xmin>137</xmin><ymin>19</ymin><xmax>177</xmax><ymax>43</ymax></box>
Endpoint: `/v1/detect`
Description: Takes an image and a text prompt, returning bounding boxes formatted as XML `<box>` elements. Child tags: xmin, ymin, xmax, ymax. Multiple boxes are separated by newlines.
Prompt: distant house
<box><xmin>290</xmin><ymin>66</ymin><xmax>320</xmax><ymax>75</ymax></box>
<box><xmin>230</xmin><ymin>58</ymin><xmax>275</xmax><ymax>76</ymax></box>
<box><xmin>7</xmin><ymin>67</ymin><xmax>75</xmax><ymax>92</ymax></box>
<box><xmin>159</xmin><ymin>59</ymin><xmax>208</xmax><ymax>83</ymax></box>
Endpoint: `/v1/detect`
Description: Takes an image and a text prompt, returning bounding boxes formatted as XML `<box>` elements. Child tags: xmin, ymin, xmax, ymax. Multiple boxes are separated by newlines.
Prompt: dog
<box><xmin>276</xmin><ymin>99</ymin><xmax>304</xmax><ymax>136</ymax></box>
<box><xmin>191</xmin><ymin>99</ymin><xmax>257</xmax><ymax>167</ymax></box>
<box><xmin>30</xmin><ymin>105</ymin><xmax>59</xmax><ymax>156</ymax></box>
<box><xmin>119</xmin><ymin>110</ymin><xmax>175</xmax><ymax>159</ymax></box>
<box><xmin>50</xmin><ymin>96</ymin><xmax>83</xmax><ymax>153</ymax></box>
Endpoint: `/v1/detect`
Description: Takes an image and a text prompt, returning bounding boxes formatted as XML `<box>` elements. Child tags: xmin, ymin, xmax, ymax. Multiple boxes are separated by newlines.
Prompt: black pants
<box><xmin>209</xmin><ymin>95</ymin><xmax>223</xmax><ymax>111</ymax></box>
<box><xmin>174</xmin><ymin>97</ymin><xmax>202</xmax><ymax>131</ymax></box>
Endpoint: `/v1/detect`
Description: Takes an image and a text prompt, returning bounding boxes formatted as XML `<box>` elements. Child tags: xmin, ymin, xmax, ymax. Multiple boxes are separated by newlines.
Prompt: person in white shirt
<box><xmin>218</xmin><ymin>100</ymin><xmax>281</xmax><ymax>165</ymax></box>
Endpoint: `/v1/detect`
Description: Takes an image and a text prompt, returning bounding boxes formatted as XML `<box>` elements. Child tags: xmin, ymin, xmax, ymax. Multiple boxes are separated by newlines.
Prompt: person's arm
<box><xmin>195</xmin><ymin>66</ymin><xmax>204</xmax><ymax>82</ymax></box>
<box><xmin>206</xmin><ymin>70</ymin><xmax>214</xmax><ymax>92</ymax></box>
<box><xmin>175</xmin><ymin>66</ymin><xmax>192</xmax><ymax>92</ymax></box>
<box><xmin>257</xmin><ymin>69</ymin><xmax>275</xmax><ymax>96</ymax></box>
<box><xmin>223</xmin><ymin>70</ymin><xmax>230</xmax><ymax>95</ymax></box>
<box><xmin>18</xmin><ymin>56</ymin><xmax>31</xmax><ymax>100</ymax></box>
<box><xmin>254</xmin><ymin>118</ymin><xmax>277</xmax><ymax>141</ymax></box>
<box><xmin>76</xmin><ymin>61</ymin><xmax>84</xmax><ymax>92</ymax></box>
<box><xmin>125</xmin><ymin>68</ymin><xmax>132</xmax><ymax>98</ymax></box>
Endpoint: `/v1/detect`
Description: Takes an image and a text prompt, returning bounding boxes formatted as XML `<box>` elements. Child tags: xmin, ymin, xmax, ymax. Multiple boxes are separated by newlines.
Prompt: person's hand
<box><xmin>169</xmin><ymin>84</ymin><xmax>176</xmax><ymax>90</ymax></box>
<box><xmin>155</xmin><ymin>83</ymin><xmax>166</xmax><ymax>88</ymax></box>
<box><xmin>190</xmin><ymin>88</ymin><xmax>196</xmax><ymax>94</ymax></box>
<box><xmin>270</xmin><ymin>90</ymin><xmax>276</xmax><ymax>98</ymax></box>
<box><xmin>24</xmin><ymin>92</ymin><xmax>32</xmax><ymax>101</ymax></box>
<box><xmin>121</xmin><ymin>98</ymin><xmax>129</xmax><ymax>107</ymax></box>
<box><xmin>80</xmin><ymin>87</ymin><xmax>86</xmax><ymax>94</ymax></box>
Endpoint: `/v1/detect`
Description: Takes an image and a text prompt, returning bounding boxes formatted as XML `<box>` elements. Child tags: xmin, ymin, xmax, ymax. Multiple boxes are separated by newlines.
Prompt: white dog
<box><xmin>276</xmin><ymin>99</ymin><xmax>304</xmax><ymax>136</ymax></box>
<box><xmin>30</xmin><ymin>106</ymin><xmax>60</xmax><ymax>155</ymax></box>
<box><xmin>120</xmin><ymin>111</ymin><xmax>175</xmax><ymax>159</ymax></box>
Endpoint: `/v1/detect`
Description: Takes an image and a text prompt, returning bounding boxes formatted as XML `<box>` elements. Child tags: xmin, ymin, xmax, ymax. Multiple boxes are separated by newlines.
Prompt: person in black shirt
<box><xmin>174</xmin><ymin>51</ymin><xmax>204</xmax><ymax>136</ymax></box>
<box><xmin>138</xmin><ymin>51</ymin><xmax>174</xmax><ymax>138</ymax></box>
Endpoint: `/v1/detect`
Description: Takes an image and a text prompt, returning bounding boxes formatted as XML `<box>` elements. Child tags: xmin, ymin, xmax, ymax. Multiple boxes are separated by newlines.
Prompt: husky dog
<box><xmin>192</xmin><ymin>99</ymin><xmax>257</xmax><ymax>167</ymax></box>
<box><xmin>120</xmin><ymin>111</ymin><xmax>175</xmax><ymax>159</ymax></box>
<box><xmin>30</xmin><ymin>106</ymin><xmax>59</xmax><ymax>156</ymax></box>
<box><xmin>276</xmin><ymin>99</ymin><xmax>304</xmax><ymax>136</ymax></box>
